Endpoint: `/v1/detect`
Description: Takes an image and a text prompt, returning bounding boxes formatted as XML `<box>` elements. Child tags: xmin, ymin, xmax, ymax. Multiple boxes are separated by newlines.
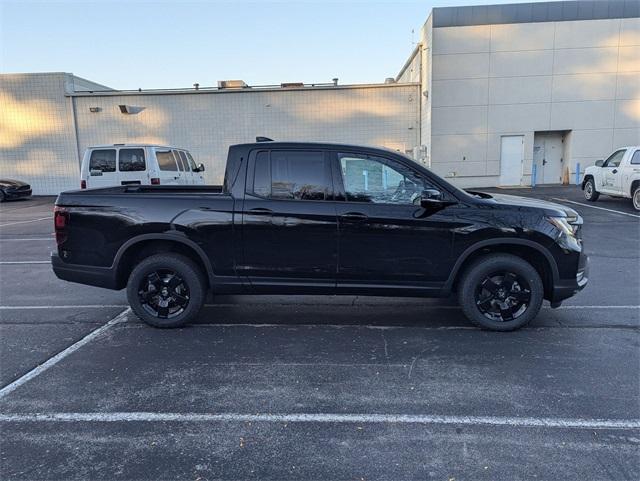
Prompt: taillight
<box><xmin>54</xmin><ymin>206</ymin><xmax>69</xmax><ymax>245</ymax></box>
<box><xmin>151</xmin><ymin>178</ymin><xmax>160</xmax><ymax>185</ymax></box>
<box><xmin>80</xmin><ymin>180</ymin><xmax>87</xmax><ymax>189</ymax></box>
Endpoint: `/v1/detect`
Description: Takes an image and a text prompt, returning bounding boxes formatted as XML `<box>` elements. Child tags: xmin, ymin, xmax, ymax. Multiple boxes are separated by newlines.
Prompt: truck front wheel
<box><xmin>127</xmin><ymin>253</ymin><xmax>206</xmax><ymax>328</ymax></box>
<box><xmin>458</xmin><ymin>254</ymin><xmax>543</xmax><ymax>331</ymax></box>
<box><xmin>583</xmin><ymin>178</ymin><xmax>599</xmax><ymax>202</ymax></box>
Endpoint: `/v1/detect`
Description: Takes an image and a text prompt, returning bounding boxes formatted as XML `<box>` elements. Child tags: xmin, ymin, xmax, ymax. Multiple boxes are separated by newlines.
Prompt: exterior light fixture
<box><xmin>89</xmin><ymin>107</ymin><xmax>101</xmax><ymax>113</ymax></box>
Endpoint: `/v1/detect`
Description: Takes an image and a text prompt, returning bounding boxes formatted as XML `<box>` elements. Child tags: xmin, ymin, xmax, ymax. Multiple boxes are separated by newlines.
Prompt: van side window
<box><xmin>156</xmin><ymin>151</ymin><xmax>178</xmax><ymax>171</ymax></box>
<box><xmin>119</xmin><ymin>149</ymin><xmax>145</xmax><ymax>172</ymax></box>
<box><xmin>178</xmin><ymin>151</ymin><xmax>190</xmax><ymax>171</ymax></box>
<box><xmin>186</xmin><ymin>152</ymin><xmax>198</xmax><ymax>171</ymax></box>
<box><xmin>172</xmin><ymin>150</ymin><xmax>185</xmax><ymax>171</ymax></box>
<box><xmin>89</xmin><ymin>149</ymin><xmax>116</xmax><ymax>172</ymax></box>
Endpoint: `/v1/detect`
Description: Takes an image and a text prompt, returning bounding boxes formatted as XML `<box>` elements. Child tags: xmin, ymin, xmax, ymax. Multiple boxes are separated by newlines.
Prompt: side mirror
<box><xmin>595</xmin><ymin>159</ymin><xmax>604</xmax><ymax>167</ymax></box>
<box><xmin>420</xmin><ymin>189</ymin><xmax>446</xmax><ymax>209</ymax></box>
<box><xmin>196</xmin><ymin>163</ymin><xmax>205</xmax><ymax>172</ymax></box>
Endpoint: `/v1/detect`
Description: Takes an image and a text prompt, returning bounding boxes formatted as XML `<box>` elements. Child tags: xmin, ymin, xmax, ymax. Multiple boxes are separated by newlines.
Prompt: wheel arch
<box><xmin>581</xmin><ymin>174</ymin><xmax>595</xmax><ymax>190</ymax></box>
<box><xmin>445</xmin><ymin>239</ymin><xmax>559</xmax><ymax>300</ymax></box>
<box><xmin>630</xmin><ymin>178</ymin><xmax>640</xmax><ymax>197</ymax></box>
<box><xmin>113</xmin><ymin>234</ymin><xmax>215</xmax><ymax>289</ymax></box>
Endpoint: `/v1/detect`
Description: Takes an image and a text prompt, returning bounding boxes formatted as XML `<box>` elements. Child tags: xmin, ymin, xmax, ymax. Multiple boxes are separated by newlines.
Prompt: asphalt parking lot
<box><xmin>1</xmin><ymin>186</ymin><xmax>639</xmax><ymax>480</ymax></box>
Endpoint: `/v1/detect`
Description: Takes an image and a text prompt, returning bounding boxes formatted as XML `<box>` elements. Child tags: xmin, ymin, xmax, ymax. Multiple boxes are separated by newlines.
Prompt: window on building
<box><xmin>156</xmin><ymin>151</ymin><xmax>178</xmax><ymax>171</ymax></box>
<box><xmin>252</xmin><ymin>150</ymin><xmax>329</xmax><ymax>201</ymax></box>
<box><xmin>118</xmin><ymin>148</ymin><xmax>146</xmax><ymax>172</ymax></box>
<box><xmin>89</xmin><ymin>149</ymin><xmax>116</xmax><ymax>172</ymax></box>
<box><xmin>338</xmin><ymin>153</ymin><xmax>430</xmax><ymax>205</ymax></box>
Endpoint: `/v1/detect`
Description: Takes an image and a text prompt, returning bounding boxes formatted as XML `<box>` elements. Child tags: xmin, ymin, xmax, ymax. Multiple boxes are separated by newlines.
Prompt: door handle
<box><xmin>339</xmin><ymin>212</ymin><xmax>368</xmax><ymax>221</ymax></box>
<box><xmin>248</xmin><ymin>207</ymin><xmax>273</xmax><ymax>214</ymax></box>
<box><xmin>612</xmin><ymin>169</ymin><xmax>618</xmax><ymax>174</ymax></box>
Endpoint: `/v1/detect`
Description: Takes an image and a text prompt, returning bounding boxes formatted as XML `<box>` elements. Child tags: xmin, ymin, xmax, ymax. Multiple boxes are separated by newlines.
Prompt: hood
<box><xmin>469</xmin><ymin>191</ymin><xmax>579</xmax><ymax>218</ymax></box>
<box><xmin>0</xmin><ymin>179</ymin><xmax>28</xmax><ymax>188</ymax></box>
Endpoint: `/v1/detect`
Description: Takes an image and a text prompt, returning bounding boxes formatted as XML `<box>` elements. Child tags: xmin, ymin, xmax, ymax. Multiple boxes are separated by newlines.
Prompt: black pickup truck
<box><xmin>53</xmin><ymin>141</ymin><xmax>588</xmax><ymax>331</ymax></box>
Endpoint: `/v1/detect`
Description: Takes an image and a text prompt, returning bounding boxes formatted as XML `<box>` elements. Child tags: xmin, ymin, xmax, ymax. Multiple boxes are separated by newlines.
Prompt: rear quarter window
<box><xmin>89</xmin><ymin>149</ymin><xmax>116</xmax><ymax>172</ymax></box>
<box><xmin>631</xmin><ymin>150</ymin><xmax>640</xmax><ymax>165</ymax></box>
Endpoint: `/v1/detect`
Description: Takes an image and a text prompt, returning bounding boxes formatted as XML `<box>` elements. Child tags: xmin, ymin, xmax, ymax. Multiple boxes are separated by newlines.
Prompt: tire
<box><xmin>583</xmin><ymin>178</ymin><xmax>599</xmax><ymax>202</ymax></box>
<box><xmin>458</xmin><ymin>254</ymin><xmax>544</xmax><ymax>331</ymax></box>
<box><xmin>127</xmin><ymin>253</ymin><xmax>206</xmax><ymax>328</ymax></box>
<box><xmin>633</xmin><ymin>186</ymin><xmax>640</xmax><ymax>212</ymax></box>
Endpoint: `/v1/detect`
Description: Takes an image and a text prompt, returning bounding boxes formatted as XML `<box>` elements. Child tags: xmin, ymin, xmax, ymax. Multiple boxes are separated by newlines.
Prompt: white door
<box><xmin>155</xmin><ymin>150</ymin><xmax>181</xmax><ymax>184</ymax></box>
<box><xmin>601</xmin><ymin>149</ymin><xmax>626</xmax><ymax>194</ymax></box>
<box><xmin>86</xmin><ymin>148</ymin><xmax>118</xmax><ymax>188</ymax></box>
<box><xmin>116</xmin><ymin>147</ymin><xmax>148</xmax><ymax>185</ymax></box>
<box><xmin>533</xmin><ymin>132</ymin><xmax>563</xmax><ymax>184</ymax></box>
<box><xmin>500</xmin><ymin>136</ymin><xmax>524</xmax><ymax>186</ymax></box>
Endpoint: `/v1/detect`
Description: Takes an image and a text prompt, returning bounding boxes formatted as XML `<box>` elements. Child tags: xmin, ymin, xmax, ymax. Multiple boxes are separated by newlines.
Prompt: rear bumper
<box><xmin>51</xmin><ymin>253</ymin><xmax>120</xmax><ymax>290</ymax></box>
<box><xmin>551</xmin><ymin>253</ymin><xmax>589</xmax><ymax>303</ymax></box>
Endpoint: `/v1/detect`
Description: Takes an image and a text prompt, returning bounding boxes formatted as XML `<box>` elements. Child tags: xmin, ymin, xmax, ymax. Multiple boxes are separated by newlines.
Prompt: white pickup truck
<box><xmin>582</xmin><ymin>146</ymin><xmax>640</xmax><ymax>211</ymax></box>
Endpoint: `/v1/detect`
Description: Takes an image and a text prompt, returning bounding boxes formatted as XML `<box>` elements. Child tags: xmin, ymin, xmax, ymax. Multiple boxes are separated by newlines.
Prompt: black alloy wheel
<box><xmin>138</xmin><ymin>269</ymin><xmax>190</xmax><ymax>319</ymax></box>
<box><xmin>127</xmin><ymin>253</ymin><xmax>206</xmax><ymax>328</ymax></box>
<box><xmin>474</xmin><ymin>271</ymin><xmax>531</xmax><ymax>322</ymax></box>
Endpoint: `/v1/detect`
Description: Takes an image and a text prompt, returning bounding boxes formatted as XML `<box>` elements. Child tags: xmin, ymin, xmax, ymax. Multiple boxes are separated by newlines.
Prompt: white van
<box><xmin>80</xmin><ymin>144</ymin><xmax>205</xmax><ymax>189</ymax></box>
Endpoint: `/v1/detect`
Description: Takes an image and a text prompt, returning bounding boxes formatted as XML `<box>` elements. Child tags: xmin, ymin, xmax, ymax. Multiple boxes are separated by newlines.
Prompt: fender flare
<box><xmin>112</xmin><ymin>233</ymin><xmax>215</xmax><ymax>286</ymax></box>
<box><xmin>443</xmin><ymin>238</ymin><xmax>560</xmax><ymax>292</ymax></box>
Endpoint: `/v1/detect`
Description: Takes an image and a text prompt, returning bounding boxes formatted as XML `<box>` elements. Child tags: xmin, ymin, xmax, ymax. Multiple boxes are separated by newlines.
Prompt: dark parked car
<box><xmin>52</xmin><ymin>141</ymin><xmax>588</xmax><ymax>331</ymax></box>
<box><xmin>0</xmin><ymin>179</ymin><xmax>32</xmax><ymax>201</ymax></box>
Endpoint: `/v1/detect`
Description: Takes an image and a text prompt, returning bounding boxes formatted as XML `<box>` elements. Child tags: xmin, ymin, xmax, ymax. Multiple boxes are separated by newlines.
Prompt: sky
<box><xmin>1</xmin><ymin>0</ymin><xmax>549</xmax><ymax>90</ymax></box>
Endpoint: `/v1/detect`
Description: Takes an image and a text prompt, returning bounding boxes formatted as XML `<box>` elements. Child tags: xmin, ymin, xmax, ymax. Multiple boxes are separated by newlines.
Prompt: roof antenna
<box><xmin>256</xmin><ymin>136</ymin><xmax>273</xmax><ymax>142</ymax></box>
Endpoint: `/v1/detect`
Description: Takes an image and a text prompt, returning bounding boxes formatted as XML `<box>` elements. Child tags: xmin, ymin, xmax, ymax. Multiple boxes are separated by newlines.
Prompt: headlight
<box><xmin>547</xmin><ymin>216</ymin><xmax>582</xmax><ymax>251</ymax></box>
<box><xmin>547</xmin><ymin>216</ymin><xmax>576</xmax><ymax>237</ymax></box>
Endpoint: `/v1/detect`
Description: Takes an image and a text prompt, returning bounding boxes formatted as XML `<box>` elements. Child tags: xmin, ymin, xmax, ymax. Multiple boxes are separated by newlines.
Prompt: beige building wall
<box><xmin>427</xmin><ymin>17</ymin><xmax>640</xmax><ymax>187</ymax></box>
<box><xmin>73</xmin><ymin>85</ymin><xmax>420</xmax><ymax>186</ymax></box>
<box><xmin>0</xmin><ymin>73</ymin><xmax>81</xmax><ymax>194</ymax></box>
<box><xmin>1</xmin><ymin>75</ymin><xmax>419</xmax><ymax>194</ymax></box>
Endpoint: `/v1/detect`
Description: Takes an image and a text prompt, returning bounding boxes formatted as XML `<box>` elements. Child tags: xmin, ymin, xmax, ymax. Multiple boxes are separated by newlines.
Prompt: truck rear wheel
<box><xmin>583</xmin><ymin>178</ymin><xmax>599</xmax><ymax>202</ymax></box>
<box><xmin>633</xmin><ymin>186</ymin><xmax>640</xmax><ymax>212</ymax></box>
<box><xmin>127</xmin><ymin>253</ymin><xmax>206</xmax><ymax>328</ymax></box>
<box><xmin>458</xmin><ymin>254</ymin><xmax>543</xmax><ymax>331</ymax></box>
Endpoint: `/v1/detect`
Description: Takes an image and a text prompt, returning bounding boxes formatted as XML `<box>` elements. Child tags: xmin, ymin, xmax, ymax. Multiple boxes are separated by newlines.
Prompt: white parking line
<box><xmin>0</xmin><ymin>304</ymin><xmax>638</xmax><ymax>311</ymax></box>
<box><xmin>0</xmin><ymin>305</ymin><xmax>128</xmax><ymax>310</ymax></box>
<box><xmin>0</xmin><ymin>411</ymin><xmax>638</xmax><ymax>430</ymax></box>
<box><xmin>552</xmin><ymin>198</ymin><xmax>640</xmax><ymax>219</ymax></box>
<box><xmin>0</xmin><ymin>217</ymin><xmax>50</xmax><ymax>227</ymax></box>
<box><xmin>0</xmin><ymin>261</ymin><xmax>50</xmax><ymax>265</ymax></box>
<box><xmin>0</xmin><ymin>308</ymin><xmax>130</xmax><ymax>400</ymax></box>
<box><xmin>0</xmin><ymin>238</ymin><xmax>53</xmax><ymax>242</ymax></box>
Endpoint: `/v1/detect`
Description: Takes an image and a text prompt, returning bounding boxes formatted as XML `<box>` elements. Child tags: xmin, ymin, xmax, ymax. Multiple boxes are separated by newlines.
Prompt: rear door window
<box><xmin>156</xmin><ymin>151</ymin><xmax>178</xmax><ymax>171</ymax></box>
<box><xmin>631</xmin><ymin>150</ymin><xmax>640</xmax><ymax>165</ymax></box>
<box><xmin>178</xmin><ymin>151</ymin><xmax>191</xmax><ymax>170</ymax></box>
<box><xmin>252</xmin><ymin>150</ymin><xmax>330</xmax><ymax>201</ymax></box>
<box><xmin>118</xmin><ymin>148</ymin><xmax>146</xmax><ymax>172</ymax></box>
<box><xmin>89</xmin><ymin>149</ymin><xmax>116</xmax><ymax>172</ymax></box>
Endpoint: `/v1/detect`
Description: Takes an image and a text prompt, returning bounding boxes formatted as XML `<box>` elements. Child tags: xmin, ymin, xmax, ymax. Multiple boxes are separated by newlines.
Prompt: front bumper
<box><xmin>551</xmin><ymin>253</ymin><xmax>589</xmax><ymax>303</ymax></box>
<box><xmin>51</xmin><ymin>253</ymin><xmax>119</xmax><ymax>290</ymax></box>
<box><xmin>4</xmin><ymin>188</ymin><xmax>32</xmax><ymax>200</ymax></box>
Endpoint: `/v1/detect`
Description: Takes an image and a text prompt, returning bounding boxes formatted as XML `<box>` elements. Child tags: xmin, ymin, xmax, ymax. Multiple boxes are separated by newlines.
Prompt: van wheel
<box><xmin>633</xmin><ymin>186</ymin><xmax>640</xmax><ymax>212</ymax></box>
<box><xmin>127</xmin><ymin>253</ymin><xmax>206</xmax><ymax>328</ymax></box>
<box><xmin>458</xmin><ymin>254</ymin><xmax>543</xmax><ymax>331</ymax></box>
<box><xmin>583</xmin><ymin>178</ymin><xmax>599</xmax><ymax>201</ymax></box>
